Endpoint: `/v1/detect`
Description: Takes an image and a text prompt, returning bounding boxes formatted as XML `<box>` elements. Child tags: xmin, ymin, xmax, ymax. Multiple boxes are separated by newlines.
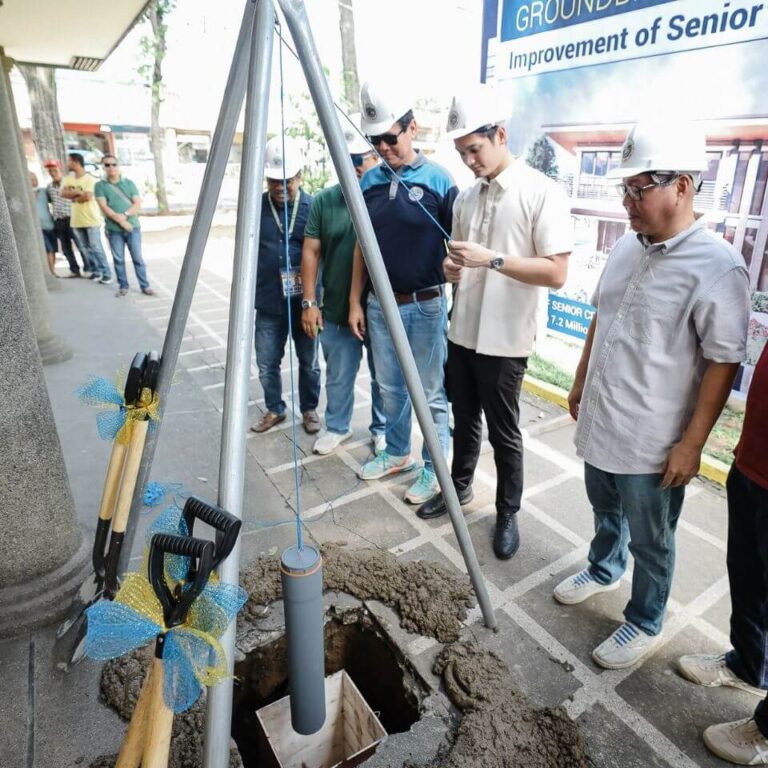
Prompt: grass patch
<box><xmin>528</xmin><ymin>353</ymin><xmax>574</xmax><ymax>392</ymax></box>
<box><xmin>526</xmin><ymin>353</ymin><xmax>742</xmax><ymax>468</ymax></box>
<box><xmin>705</xmin><ymin>406</ymin><xmax>742</xmax><ymax>466</ymax></box>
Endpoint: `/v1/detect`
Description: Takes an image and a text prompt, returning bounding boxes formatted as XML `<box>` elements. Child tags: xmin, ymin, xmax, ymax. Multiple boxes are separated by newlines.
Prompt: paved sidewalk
<box><xmin>1</xmin><ymin>226</ymin><xmax>753</xmax><ymax>768</ymax></box>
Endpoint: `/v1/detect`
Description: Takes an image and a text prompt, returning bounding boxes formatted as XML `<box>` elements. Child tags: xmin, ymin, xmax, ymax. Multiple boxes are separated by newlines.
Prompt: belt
<box><xmin>391</xmin><ymin>289</ymin><xmax>441</xmax><ymax>306</ymax></box>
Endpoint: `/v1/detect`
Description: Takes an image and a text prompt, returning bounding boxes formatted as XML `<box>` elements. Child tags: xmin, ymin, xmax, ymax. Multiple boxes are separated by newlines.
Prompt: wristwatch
<box><xmin>488</xmin><ymin>254</ymin><xmax>504</xmax><ymax>270</ymax></box>
<box><xmin>301</xmin><ymin>299</ymin><xmax>318</xmax><ymax>309</ymax></box>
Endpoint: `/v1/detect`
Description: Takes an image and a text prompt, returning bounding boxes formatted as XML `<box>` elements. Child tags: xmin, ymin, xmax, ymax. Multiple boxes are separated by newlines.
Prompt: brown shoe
<box><xmin>250</xmin><ymin>411</ymin><xmax>286</xmax><ymax>433</ymax></box>
<box><xmin>302</xmin><ymin>410</ymin><xmax>321</xmax><ymax>434</ymax></box>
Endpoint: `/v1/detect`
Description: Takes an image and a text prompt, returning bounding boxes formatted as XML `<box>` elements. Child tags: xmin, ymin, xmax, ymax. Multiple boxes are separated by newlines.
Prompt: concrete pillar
<box><xmin>0</xmin><ymin>170</ymin><xmax>89</xmax><ymax>638</ymax></box>
<box><xmin>0</xmin><ymin>51</ymin><xmax>71</xmax><ymax>364</ymax></box>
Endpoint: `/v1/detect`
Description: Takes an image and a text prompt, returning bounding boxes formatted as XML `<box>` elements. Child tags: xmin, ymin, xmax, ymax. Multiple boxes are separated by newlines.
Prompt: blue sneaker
<box><xmin>359</xmin><ymin>451</ymin><xmax>416</xmax><ymax>481</ymax></box>
<box><xmin>404</xmin><ymin>467</ymin><xmax>439</xmax><ymax>504</ymax></box>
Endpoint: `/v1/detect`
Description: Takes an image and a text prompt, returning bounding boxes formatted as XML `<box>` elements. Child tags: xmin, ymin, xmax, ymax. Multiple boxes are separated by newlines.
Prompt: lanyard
<box><xmin>268</xmin><ymin>189</ymin><xmax>301</xmax><ymax>237</ymax></box>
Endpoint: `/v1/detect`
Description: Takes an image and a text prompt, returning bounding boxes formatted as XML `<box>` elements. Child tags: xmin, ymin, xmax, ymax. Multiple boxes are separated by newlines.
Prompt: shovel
<box><xmin>181</xmin><ymin>496</ymin><xmax>242</xmax><ymax>574</ymax></box>
<box><xmin>103</xmin><ymin>350</ymin><xmax>161</xmax><ymax>600</ymax></box>
<box><xmin>116</xmin><ymin>533</ymin><xmax>215</xmax><ymax>768</ymax></box>
<box><xmin>55</xmin><ymin>351</ymin><xmax>148</xmax><ymax>644</ymax></box>
<box><xmin>60</xmin><ymin>351</ymin><xmax>161</xmax><ymax>669</ymax></box>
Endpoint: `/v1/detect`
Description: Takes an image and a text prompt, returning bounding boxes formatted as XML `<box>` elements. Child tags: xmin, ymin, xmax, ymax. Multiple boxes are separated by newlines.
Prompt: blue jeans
<box><xmin>320</xmin><ymin>322</ymin><xmax>385</xmax><ymax>437</ymax></box>
<box><xmin>72</xmin><ymin>226</ymin><xmax>111</xmax><ymax>278</ymax></box>
<box><xmin>254</xmin><ymin>308</ymin><xmax>320</xmax><ymax>415</ymax></box>
<box><xmin>585</xmin><ymin>462</ymin><xmax>685</xmax><ymax>636</ymax></box>
<box><xmin>107</xmin><ymin>229</ymin><xmax>149</xmax><ymax>290</ymax></box>
<box><xmin>724</xmin><ymin>466</ymin><xmax>768</xmax><ymax>690</ymax></box>
<box><xmin>366</xmin><ymin>292</ymin><xmax>449</xmax><ymax>472</ymax></box>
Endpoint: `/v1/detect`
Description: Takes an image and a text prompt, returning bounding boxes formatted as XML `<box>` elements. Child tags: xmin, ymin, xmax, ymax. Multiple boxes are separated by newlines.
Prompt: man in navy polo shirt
<box><xmin>348</xmin><ymin>81</ymin><xmax>458</xmax><ymax>506</ymax></box>
<box><xmin>251</xmin><ymin>136</ymin><xmax>320</xmax><ymax>435</ymax></box>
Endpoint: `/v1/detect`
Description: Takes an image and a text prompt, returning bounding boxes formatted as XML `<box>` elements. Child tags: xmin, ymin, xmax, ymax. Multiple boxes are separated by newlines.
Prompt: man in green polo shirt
<box><xmin>95</xmin><ymin>154</ymin><xmax>154</xmax><ymax>297</ymax></box>
<box><xmin>300</xmin><ymin>125</ymin><xmax>385</xmax><ymax>455</ymax></box>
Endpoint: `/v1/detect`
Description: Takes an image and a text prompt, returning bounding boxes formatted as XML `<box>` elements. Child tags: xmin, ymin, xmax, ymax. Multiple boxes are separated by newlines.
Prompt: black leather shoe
<box><xmin>417</xmin><ymin>486</ymin><xmax>474</xmax><ymax>520</ymax></box>
<box><xmin>493</xmin><ymin>511</ymin><xmax>519</xmax><ymax>559</ymax></box>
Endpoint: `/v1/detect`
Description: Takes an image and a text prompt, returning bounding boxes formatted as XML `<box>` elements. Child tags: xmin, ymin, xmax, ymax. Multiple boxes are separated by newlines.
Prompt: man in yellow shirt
<box><xmin>61</xmin><ymin>152</ymin><xmax>112</xmax><ymax>284</ymax></box>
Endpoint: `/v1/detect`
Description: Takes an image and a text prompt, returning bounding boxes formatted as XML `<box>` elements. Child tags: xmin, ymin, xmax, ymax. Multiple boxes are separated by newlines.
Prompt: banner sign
<box><xmin>489</xmin><ymin>0</ymin><xmax>767</xmax><ymax>79</ymax></box>
<box><xmin>547</xmin><ymin>293</ymin><xmax>595</xmax><ymax>340</ymax></box>
<box><xmin>481</xmin><ymin>0</ymin><xmax>768</xmax><ymax>394</ymax></box>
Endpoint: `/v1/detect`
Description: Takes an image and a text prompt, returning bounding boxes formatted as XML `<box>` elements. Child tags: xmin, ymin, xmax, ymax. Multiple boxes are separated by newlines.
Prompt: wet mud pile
<box><xmin>429</xmin><ymin>643</ymin><xmax>590</xmax><ymax>768</ymax></box>
<box><xmin>242</xmin><ymin>543</ymin><xmax>475</xmax><ymax>643</ymax></box>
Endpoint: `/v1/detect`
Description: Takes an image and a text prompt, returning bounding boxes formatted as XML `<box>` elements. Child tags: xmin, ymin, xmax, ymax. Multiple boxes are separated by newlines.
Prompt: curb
<box><xmin>521</xmin><ymin>375</ymin><xmax>729</xmax><ymax>487</ymax></box>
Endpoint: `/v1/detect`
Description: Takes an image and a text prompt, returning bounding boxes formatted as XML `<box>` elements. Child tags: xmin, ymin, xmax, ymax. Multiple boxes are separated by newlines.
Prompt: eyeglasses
<box><xmin>103</xmin><ymin>162</ymin><xmax>117</xmax><ymax>167</ymax></box>
<box><xmin>365</xmin><ymin>125</ymin><xmax>405</xmax><ymax>147</ymax></box>
<box><xmin>616</xmin><ymin>174</ymin><xmax>679</xmax><ymax>201</ymax></box>
<box><xmin>350</xmin><ymin>153</ymin><xmax>372</xmax><ymax>167</ymax></box>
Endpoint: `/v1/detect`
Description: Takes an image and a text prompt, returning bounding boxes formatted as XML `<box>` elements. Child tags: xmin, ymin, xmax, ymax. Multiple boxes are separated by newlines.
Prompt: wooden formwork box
<box><xmin>255</xmin><ymin>670</ymin><xmax>387</xmax><ymax>768</ymax></box>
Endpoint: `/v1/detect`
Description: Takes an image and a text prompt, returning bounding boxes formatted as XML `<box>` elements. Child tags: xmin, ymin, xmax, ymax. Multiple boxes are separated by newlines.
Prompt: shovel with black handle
<box><xmin>115</xmin><ymin>534</ymin><xmax>215</xmax><ymax>768</ymax></box>
<box><xmin>54</xmin><ymin>352</ymin><xmax>147</xmax><ymax>652</ymax></box>
<box><xmin>59</xmin><ymin>351</ymin><xmax>161</xmax><ymax>670</ymax></box>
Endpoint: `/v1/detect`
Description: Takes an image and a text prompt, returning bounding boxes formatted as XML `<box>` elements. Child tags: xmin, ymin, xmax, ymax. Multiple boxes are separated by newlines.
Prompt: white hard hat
<box><xmin>607</xmin><ymin>121</ymin><xmax>708</xmax><ymax>179</ymax></box>
<box><xmin>359</xmin><ymin>81</ymin><xmax>411</xmax><ymax>135</ymax></box>
<box><xmin>445</xmin><ymin>89</ymin><xmax>508</xmax><ymax>140</ymax></box>
<box><xmin>264</xmin><ymin>136</ymin><xmax>303</xmax><ymax>180</ymax></box>
<box><xmin>343</xmin><ymin>114</ymin><xmax>370</xmax><ymax>154</ymax></box>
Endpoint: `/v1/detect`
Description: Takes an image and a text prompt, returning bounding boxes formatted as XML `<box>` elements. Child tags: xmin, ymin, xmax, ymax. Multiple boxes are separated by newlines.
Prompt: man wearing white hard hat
<box><xmin>417</xmin><ymin>90</ymin><xmax>573</xmax><ymax>563</ymax></box>
<box><xmin>251</xmin><ymin>135</ymin><xmax>320</xmax><ymax>435</ymax></box>
<box><xmin>300</xmin><ymin>118</ymin><xmax>385</xmax><ymax>455</ymax></box>
<box><xmin>553</xmin><ymin>121</ymin><xmax>750</xmax><ymax>670</ymax></box>
<box><xmin>348</xmin><ymin>81</ymin><xmax>458</xmax><ymax>506</ymax></box>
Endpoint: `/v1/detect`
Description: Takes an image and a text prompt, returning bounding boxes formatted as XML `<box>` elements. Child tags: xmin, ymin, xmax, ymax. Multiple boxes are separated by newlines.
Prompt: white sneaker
<box><xmin>704</xmin><ymin>718</ymin><xmax>768</xmax><ymax>765</ymax></box>
<box><xmin>359</xmin><ymin>451</ymin><xmax>416</xmax><ymax>480</ymax></box>
<box><xmin>678</xmin><ymin>654</ymin><xmax>766</xmax><ymax>697</ymax></box>
<box><xmin>592</xmin><ymin>622</ymin><xmax>661</xmax><ymax>670</ymax></box>
<box><xmin>313</xmin><ymin>430</ymin><xmax>352</xmax><ymax>455</ymax></box>
<box><xmin>372</xmin><ymin>433</ymin><xmax>386</xmax><ymax>455</ymax></box>
<box><xmin>553</xmin><ymin>568</ymin><xmax>621</xmax><ymax>605</ymax></box>
<box><xmin>404</xmin><ymin>467</ymin><xmax>439</xmax><ymax>504</ymax></box>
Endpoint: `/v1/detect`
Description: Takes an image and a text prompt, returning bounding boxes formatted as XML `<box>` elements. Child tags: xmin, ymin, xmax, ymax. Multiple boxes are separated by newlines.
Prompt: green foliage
<box><xmin>284</xmin><ymin>91</ymin><xmax>332</xmax><ymax>194</ymax></box>
<box><xmin>526</xmin><ymin>135</ymin><xmax>559</xmax><ymax>178</ymax></box>
<box><xmin>137</xmin><ymin>0</ymin><xmax>176</xmax><ymax>101</ymax></box>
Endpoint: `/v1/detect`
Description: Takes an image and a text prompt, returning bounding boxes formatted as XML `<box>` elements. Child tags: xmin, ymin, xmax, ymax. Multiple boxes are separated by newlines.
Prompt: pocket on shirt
<box><xmin>627</xmin><ymin>298</ymin><xmax>678</xmax><ymax>347</ymax></box>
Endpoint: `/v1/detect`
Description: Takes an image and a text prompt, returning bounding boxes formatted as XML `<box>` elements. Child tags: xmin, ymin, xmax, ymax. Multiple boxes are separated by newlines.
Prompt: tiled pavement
<box><xmin>136</xmin><ymin>229</ymin><xmax>752</xmax><ymax>768</ymax></box>
<box><xmin>3</xmin><ymin>224</ymin><xmax>752</xmax><ymax>767</ymax></box>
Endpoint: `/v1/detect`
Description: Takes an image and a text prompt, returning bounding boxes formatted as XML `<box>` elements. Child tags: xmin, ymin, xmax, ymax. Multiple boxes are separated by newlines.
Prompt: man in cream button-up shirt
<box><xmin>417</xmin><ymin>90</ymin><xmax>573</xmax><ymax>563</ymax></box>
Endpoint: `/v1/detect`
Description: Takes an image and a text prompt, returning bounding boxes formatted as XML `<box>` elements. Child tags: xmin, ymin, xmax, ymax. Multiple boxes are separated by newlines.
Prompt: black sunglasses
<box><xmin>351</xmin><ymin>153</ymin><xmax>372</xmax><ymax>167</ymax></box>
<box><xmin>103</xmin><ymin>162</ymin><xmax>118</xmax><ymax>167</ymax></box>
<box><xmin>365</xmin><ymin>125</ymin><xmax>406</xmax><ymax>147</ymax></box>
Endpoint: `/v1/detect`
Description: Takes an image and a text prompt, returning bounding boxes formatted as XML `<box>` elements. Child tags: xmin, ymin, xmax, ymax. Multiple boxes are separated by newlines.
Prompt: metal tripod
<box><xmin>116</xmin><ymin>1</ymin><xmax>498</xmax><ymax>765</ymax></box>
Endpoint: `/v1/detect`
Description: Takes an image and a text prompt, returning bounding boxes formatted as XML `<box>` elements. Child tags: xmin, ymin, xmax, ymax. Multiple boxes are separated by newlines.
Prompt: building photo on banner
<box><xmin>481</xmin><ymin>0</ymin><xmax>768</xmax><ymax>397</ymax></box>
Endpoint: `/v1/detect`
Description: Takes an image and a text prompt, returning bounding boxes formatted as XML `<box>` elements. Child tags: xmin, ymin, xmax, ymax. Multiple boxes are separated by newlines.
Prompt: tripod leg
<box><xmin>116</xmin><ymin>0</ymin><xmax>258</xmax><ymax>580</ymax></box>
<box><xmin>203</xmin><ymin>1</ymin><xmax>277</xmax><ymax>766</ymax></box>
<box><xmin>278</xmin><ymin>0</ymin><xmax>497</xmax><ymax>632</ymax></box>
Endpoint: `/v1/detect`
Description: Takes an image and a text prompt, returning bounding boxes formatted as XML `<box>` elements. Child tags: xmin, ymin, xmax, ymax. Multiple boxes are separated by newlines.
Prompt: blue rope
<box><xmin>273</xmin><ymin>24</ymin><xmax>451</xmax><ymax>243</ymax></box>
<box><xmin>277</xmin><ymin>21</ymin><xmax>304</xmax><ymax>552</ymax></box>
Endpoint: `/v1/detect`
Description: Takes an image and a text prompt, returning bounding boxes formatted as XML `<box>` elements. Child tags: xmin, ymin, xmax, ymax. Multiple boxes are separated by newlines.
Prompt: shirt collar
<box><xmin>479</xmin><ymin>156</ymin><xmax>520</xmax><ymax>191</ymax></box>
<box><xmin>385</xmin><ymin>150</ymin><xmax>425</xmax><ymax>177</ymax></box>
<box><xmin>637</xmin><ymin>217</ymin><xmax>707</xmax><ymax>253</ymax></box>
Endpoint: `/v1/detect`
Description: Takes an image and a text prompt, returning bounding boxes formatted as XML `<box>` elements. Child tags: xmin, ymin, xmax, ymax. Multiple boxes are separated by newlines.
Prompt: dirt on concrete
<box><xmin>90</xmin><ymin>646</ymin><xmax>242</xmax><ymax>768</ymax></box>
<box><xmin>241</xmin><ymin>543</ymin><xmax>474</xmax><ymax>643</ymax></box>
<box><xmin>430</xmin><ymin>643</ymin><xmax>590</xmax><ymax>768</ymax></box>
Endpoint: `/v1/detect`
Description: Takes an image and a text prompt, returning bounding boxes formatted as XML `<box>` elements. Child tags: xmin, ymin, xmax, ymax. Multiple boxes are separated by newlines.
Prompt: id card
<box><xmin>280</xmin><ymin>268</ymin><xmax>303</xmax><ymax>298</ymax></box>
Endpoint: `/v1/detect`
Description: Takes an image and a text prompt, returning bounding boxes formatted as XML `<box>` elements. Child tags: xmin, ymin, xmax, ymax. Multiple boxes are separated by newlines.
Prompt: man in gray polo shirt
<box><xmin>554</xmin><ymin>121</ymin><xmax>750</xmax><ymax>670</ymax></box>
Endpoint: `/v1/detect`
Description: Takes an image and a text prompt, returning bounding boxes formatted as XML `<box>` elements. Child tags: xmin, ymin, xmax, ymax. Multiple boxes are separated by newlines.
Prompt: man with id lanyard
<box><xmin>251</xmin><ymin>136</ymin><xmax>320</xmax><ymax>435</ymax></box>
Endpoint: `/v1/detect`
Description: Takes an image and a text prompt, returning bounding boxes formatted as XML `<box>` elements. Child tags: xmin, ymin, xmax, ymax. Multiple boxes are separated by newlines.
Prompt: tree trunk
<box><xmin>338</xmin><ymin>0</ymin><xmax>360</xmax><ymax>107</ymax></box>
<box><xmin>18</xmin><ymin>64</ymin><xmax>67</xmax><ymax>168</ymax></box>
<box><xmin>148</xmin><ymin>1</ymin><xmax>169</xmax><ymax>214</ymax></box>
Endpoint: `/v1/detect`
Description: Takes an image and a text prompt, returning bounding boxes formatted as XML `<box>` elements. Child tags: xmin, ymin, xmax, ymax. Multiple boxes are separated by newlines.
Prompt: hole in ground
<box><xmin>232</xmin><ymin>614</ymin><xmax>426</xmax><ymax>766</ymax></box>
